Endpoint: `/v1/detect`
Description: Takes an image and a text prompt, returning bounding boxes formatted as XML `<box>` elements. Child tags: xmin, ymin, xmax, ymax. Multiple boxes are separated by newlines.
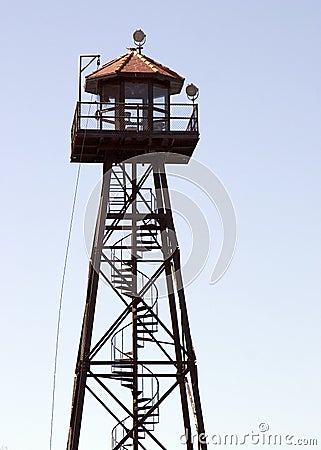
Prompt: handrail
<box><xmin>72</xmin><ymin>101</ymin><xmax>199</xmax><ymax>133</ymax></box>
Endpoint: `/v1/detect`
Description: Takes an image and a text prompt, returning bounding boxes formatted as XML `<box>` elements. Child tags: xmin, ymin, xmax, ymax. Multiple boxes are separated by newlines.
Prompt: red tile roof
<box><xmin>85</xmin><ymin>50</ymin><xmax>184</xmax><ymax>94</ymax></box>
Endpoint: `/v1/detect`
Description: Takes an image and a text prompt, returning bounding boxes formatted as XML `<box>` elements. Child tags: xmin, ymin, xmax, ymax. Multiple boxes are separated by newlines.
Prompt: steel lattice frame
<box><xmin>66</xmin><ymin>154</ymin><xmax>208</xmax><ymax>450</ymax></box>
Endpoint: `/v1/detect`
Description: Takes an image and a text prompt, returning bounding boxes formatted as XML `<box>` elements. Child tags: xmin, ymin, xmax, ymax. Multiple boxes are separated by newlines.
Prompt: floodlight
<box><xmin>186</xmin><ymin>83</ymin><xmax>199</xmax><ymax>101</ymax></box>
<box><xmin>133</xmin><ymin>29</ymin><xmax>146</xmax><ymax>45</ymax></box>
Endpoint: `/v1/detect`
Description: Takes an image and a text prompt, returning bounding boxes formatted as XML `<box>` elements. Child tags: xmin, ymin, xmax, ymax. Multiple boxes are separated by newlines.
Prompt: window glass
<box><xmin>97</xmin><ymin>85</ymin><xmax>120</xmax><ymax>130</ymax></box>
<box><xmin>124</xmin><ymin>82</ymin><xmax>148</xmax><ymax>130</ymax></box>
<box><xmin>125</xmin><ymin>82</ymin><xmax>148</xmax><ymax>103</ymax></box>
<box><xmin>153</xmin><ymin>85</ymin><xmax>168</xmax><ymax>104</ymax></box>
<box><xmin>153</xmin><ymin>85</ymin><xmax>168</xmax><ymax>131</ymax></box>
<box><xmin>101</xmin><ymin>85</ymin><xmax>120</xmax><ymax>103</ymax></box>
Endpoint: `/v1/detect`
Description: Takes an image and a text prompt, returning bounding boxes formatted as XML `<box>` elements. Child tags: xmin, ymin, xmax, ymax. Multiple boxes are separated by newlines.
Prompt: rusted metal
<box><xmin>66</xmin><ymin>46</ymin><xmax>207</xmax><ymax>450</ymax></box>
<box><xmin>71</xmin><ymin>102</ymin><xmax>199</xmax><ymax>163</ymax></box>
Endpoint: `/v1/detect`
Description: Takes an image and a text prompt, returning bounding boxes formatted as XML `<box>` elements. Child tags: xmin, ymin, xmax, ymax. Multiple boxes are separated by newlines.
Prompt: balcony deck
<box><xmin>71</xmin><ymin>102</ymin><xmax>199</xmax><ymax>163</ymax></box>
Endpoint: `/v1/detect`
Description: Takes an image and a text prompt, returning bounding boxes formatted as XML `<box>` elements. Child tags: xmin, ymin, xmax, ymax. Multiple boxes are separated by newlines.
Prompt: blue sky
<box><xmin>1</xmin><ymin>1</ymin><xmax>321</xmax><ymax>449</ymax></box>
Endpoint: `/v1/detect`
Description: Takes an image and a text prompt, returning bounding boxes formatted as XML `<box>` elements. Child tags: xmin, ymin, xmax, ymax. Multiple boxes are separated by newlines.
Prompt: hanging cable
<box><xmin>49</xmin><ymin>163</ymin><xmax>81</xmax><ymax>450</ymax></box>
<box><xmin>49</xmin><ymin>90</ymin><xmax>95</xmax><ymax>450</ymax></box>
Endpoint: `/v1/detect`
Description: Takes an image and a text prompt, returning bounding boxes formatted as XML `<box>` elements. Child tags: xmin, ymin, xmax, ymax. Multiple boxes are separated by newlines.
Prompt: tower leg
<box><xmin>66</xmin><ymin>159</ymin><xmax>112</xmax><ymax>450</ymax></box>
<box><xmin>152</xmin><ymin>159</ymin><xmax>208</xmax><ymax>450</ymax></box>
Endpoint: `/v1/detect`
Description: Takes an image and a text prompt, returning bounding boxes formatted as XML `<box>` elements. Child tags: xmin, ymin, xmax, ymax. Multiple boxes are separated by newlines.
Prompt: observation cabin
<box><xmin>71</xmin><ymin>31</ymin><xmax>199</xmax><ymax>164</ymax></box>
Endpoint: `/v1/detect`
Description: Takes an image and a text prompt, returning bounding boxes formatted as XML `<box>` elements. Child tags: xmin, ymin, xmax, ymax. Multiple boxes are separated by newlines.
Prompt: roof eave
<box><xmin>85</xmin><ymin>72</ymin><xmax>184</xmax><ymax>95</ymax></box>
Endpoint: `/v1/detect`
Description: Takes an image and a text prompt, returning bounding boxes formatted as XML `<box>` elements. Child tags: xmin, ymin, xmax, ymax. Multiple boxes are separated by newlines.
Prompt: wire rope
<box><xmin>48</xmin><ymin>77</ymin><xmax>98</xmax><ymax>448</ymax></box>
<box><xmin>49</xmin><ymin>163</ymin><xmax>81</xmax><ymax>450</ymax></box>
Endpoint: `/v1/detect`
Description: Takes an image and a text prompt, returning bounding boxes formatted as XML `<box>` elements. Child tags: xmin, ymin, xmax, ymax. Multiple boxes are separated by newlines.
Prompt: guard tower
<box><xmin>67</xmin><ymin>31</ymin><xmax>207</xmax><ymax>450</ymax></box>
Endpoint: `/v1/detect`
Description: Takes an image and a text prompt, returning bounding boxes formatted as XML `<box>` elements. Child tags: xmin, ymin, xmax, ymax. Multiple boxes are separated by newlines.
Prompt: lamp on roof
<box><xmin>186</xmin><ymin>83</ymin><xmax>199</xmax><ymax>102</ymax></box>
<box><xmin>133</xmin><ymin>29</ymin><xmax>146</xmax><ymax>53</ymax></box>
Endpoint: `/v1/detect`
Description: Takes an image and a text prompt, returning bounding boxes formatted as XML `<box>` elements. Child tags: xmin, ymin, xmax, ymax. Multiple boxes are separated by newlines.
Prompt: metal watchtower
<box><xmin>67</xmin><ymin>31</ymin><xmax>207</xmax><ymax>450</ymax></box>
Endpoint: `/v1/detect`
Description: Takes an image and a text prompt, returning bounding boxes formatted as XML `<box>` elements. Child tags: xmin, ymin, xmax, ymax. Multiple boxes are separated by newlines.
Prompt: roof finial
<box><xmin>133</xmin><ymin>29</ymin><xmax>146</xmax><ymax>54</ymax></box>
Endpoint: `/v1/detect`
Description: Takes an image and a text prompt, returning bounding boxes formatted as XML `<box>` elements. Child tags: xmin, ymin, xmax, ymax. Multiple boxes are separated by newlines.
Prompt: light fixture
<box><xmin>133</xmin><ymin>29</ymin><xmax>146</xmax><ymax>53</ymax></box>
<box><xmin>186</xmin><ymin>83</ymin><xmax>199</xmax><ymax>102</ymax></box>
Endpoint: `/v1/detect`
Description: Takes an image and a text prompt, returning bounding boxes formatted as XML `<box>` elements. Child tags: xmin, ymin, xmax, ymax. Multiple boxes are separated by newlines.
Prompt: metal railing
<box><xmin>72</xmin><ymin>102</ymin><xmax>199</xmax><ymax>134</ymax></box>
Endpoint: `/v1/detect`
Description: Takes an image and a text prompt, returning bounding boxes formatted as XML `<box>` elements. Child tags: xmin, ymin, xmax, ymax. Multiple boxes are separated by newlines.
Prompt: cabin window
<box><xmin>153</xmin><ymin>85</ymin><xmax>168</xmax><ymax>131</ymax></box>
<box><xmin>124</xmin><ymin>82</ymin><xmax>148</xmax><ymax>130</ymax></box>
<box><xmin>96</xmin><ymin>85</ymin><xmax>120</xmax><ymax>130</ymax></box>
<box><xmin>101</xmin><ymin>85</ymin><xmax>120</xmax><ymax>103</ymax></box>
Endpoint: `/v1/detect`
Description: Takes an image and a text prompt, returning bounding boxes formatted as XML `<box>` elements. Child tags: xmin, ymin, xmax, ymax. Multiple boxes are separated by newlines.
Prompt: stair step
<box><xmin>112</xmin><ymin>269</ymin><xmax>132</xmax><ymax>274</ymax></box>
<box><xmin>137</xmin><ymin>405</ymin><xmax>153</xmax><ymax>411</ymax></box>
<box><xmin>113</xmin><ymin>363</ymin><xmax>134</xmax><ymax>368</ymax></box>
<box><xmin>114</xmin><ymin>278</ymin><xmax>131</xmax><ymax>283</ymax></box>
<box><xmin>138</xmin><ymin>412</ymin><xmax>159</xmax><ymax>417</ymax></box>
<box><xmin>137</xmin><ymin>337</ymin><xmax>154</xmax><ymax>342</ymax></box>
<box><xmin>137</xmin><ymin>239</ymin><xmax>158</xmax><ymax>244</ymax></box>
<box><xmin>136</xmin><ymin>305</ymin><xmax>149</xmax><ymax>312</ymax></box>
<box><xmin>137</xmin><ymin>329</ymin><xmax>156</xmax><ymax>334</ymax></box>
<box><xmin>138</xmin><ymin>224</ymin><xmax>160</xmax><ymax>228</ymax></box>
<box><xmin>110</xmin><ymin>261</ymin><xmax>132</xmax><ymax>266</ymax></box>
<box><xmin>137</xmin><ymin>321</ymin><xmax>158</xmax><ymax>326</ymax></box>
<box><xmin>123</xmin><ymin>383</ymin><xmax>134</xmax><ymax>389</ymax></box>
<box><xmin>137</xmin><ymin>232</ymin><xmax>158</xmax><ymax>236</ymax></box>
<box><xmin>113</xmin><ymin>284</ymin><xmax>132</xmax><ymax>290</ymax></box>
<box><xmin>137</xmin><ymin>420</ymin><xmax>158</xmax><ymax>424</ymax></box>
<box><xmin>116</xmin><ymin>271</ymin><xmax>132</xmax><ymax>275</ymax></box>
<box><xmin>112</xmin><ymin>275</ymin><xmax>132</xmax><ymax>280</ymax></box>
<box><xmin>136</xmin><ymin>397</ymin><xmax>151</xmax><ymax>403</ymax></box>
<box><xmin>112</xmin><ymin>281</ymin><xmax>132</xmax><ymax>286</ymax></box>
<box><xmin>113</xmin><ymin>371</ymin><xmax>134</xmax><ymax>376</ymax></box>
<box><xmin>137</xmin><ymin>245</ymin><xmax>159</xmax><ymax>249</ymax></box>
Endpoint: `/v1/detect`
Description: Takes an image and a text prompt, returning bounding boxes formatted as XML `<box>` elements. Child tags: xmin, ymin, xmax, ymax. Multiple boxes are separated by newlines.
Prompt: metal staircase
<box><xmin>108</xmin><ymin>163</ymin><xmax>161</xmax><ymax>449</ymax></box>
<box><xmin>111</xmin><ymin>337</ymin><xmax>160</xmax><ymax>448</ymax></box>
